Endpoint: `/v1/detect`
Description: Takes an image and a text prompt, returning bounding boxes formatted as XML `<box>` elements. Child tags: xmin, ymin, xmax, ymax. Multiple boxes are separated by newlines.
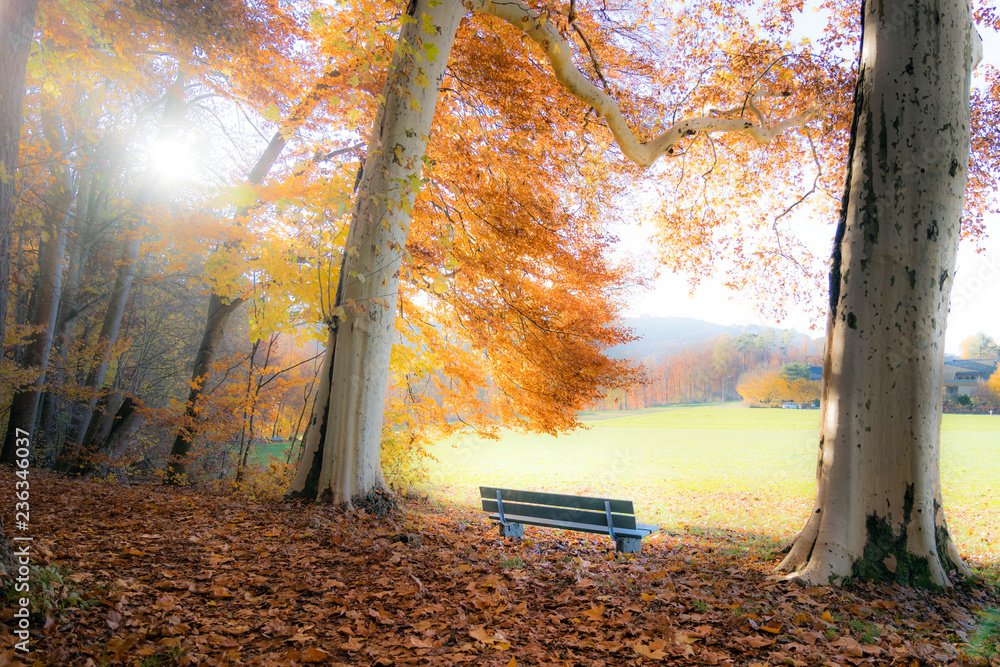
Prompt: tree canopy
<box><xmin>960</xmin><ymin>332</ymin><xmax>1000</xmax><ymax>359</ymax></box>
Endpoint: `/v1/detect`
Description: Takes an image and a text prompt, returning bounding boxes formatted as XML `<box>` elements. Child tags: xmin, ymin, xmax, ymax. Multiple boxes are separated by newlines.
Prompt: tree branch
<box><xmin>468</xmin><ymin>0</ymin><xmax>816</xmax><ymax>168</ymax></box>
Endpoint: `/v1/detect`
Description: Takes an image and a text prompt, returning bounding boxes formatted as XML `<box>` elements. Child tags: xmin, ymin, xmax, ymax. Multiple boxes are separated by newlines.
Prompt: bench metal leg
<box><xmin>615</xmin><ymin>536</ymin><xmax>642</xmax><ymax>554</ymax></box>
<box><xmin>499</xmin><ymin>522</ymin><xmax>524</xmax><ymax>539</ymax></box>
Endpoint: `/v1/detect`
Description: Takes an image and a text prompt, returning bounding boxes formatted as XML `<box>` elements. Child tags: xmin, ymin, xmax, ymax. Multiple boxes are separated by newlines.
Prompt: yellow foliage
<box><xmin>788</xmin><ymin>378</ymin><xmax>821</xmax><ymax>404</ymax></box>
<box><xmin>737</xmin><ymin>367</ymin><xmax>820</xmax><ymax>406</ymax></box>
<box><xmin>380</xmin><ymin>416</ymin><xmax>433</xmax><ymax>496</ymax></box>
<box><xmin>221</xmin><ymin>457</ymin><xmax>297</xmax><ymax>500</ymax></box>
<box><xmin>986</xmin><ymin>368</ymin><xmax>1000</xmax><ymax>403</ymax></box>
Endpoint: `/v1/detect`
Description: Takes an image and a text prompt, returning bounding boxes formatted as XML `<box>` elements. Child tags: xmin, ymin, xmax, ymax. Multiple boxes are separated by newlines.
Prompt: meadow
<box><xmin>423</xmin><ymin>405</ymin><xmax>1000</xmax><ymax>566</ymax></box>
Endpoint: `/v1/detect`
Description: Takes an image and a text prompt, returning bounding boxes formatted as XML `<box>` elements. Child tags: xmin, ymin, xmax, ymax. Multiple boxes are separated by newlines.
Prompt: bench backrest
<box><xmin>479</xmin><ymin>486</ymin><xmax>638</xmax><ymax>531</ymax></box>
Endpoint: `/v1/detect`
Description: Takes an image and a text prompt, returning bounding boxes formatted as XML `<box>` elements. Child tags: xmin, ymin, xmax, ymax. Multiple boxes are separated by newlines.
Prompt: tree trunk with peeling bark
<box><xmin>776</xmin><ymin>0</ymin><xmax>981</xmax><ymax>588</ymax></box>
<box><xmin>288</xmin><ymin>0</ymin><xmax>464</xmax><ymax>504</ymax></box>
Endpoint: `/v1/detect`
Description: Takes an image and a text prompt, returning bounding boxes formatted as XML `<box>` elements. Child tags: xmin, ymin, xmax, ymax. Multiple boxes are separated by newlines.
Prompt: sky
<box><xmin>621</xmin><ymin>10</ymin><xmax>1000</xmax><ymax>357</ymax></box>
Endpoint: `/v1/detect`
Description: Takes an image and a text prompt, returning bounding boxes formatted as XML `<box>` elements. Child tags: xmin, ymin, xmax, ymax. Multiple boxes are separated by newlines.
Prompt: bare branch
<box><xmin>569</xmin><ymin>19</ymin><xmax>613</xmax><ymax>96</ymax></box>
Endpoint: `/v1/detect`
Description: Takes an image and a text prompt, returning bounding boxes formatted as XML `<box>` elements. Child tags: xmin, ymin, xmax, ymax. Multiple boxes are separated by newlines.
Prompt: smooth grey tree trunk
<box><xmin>79</xmin><ymin>396</ymin><xmax>141</xmax><ymax>480</ymax></box>
<box><xmin>0</xmin><ymin>0</ymin><xmax>39</xmax><ymax>357</ymax></box>
<box><xmin>36</xmin><ymin>164</ymin><xmax>100</xmax><ymax>459</ymax></box>
<box><xmin>163</xmin><ymin>293</ymin><xmax>245</xmax><ymax>484</ymax></box>
<box><xmin>776</xmin><ymin>0</ymin><xmax>981</xmax><ymax>588</ymax></box>
<box><xmin>288</xmin><ymin>0</ymin><xmax>464</xmax><ymax>504</ymax></box>
<box><xmin>0</xmin><ymin>0</ymin><xmax>40</xmax><ymax>580</ymax></box>
<box><xmin>0</xmin><ymin>109</ymin><xmax>72</xmax><ymax>463</ymax></box>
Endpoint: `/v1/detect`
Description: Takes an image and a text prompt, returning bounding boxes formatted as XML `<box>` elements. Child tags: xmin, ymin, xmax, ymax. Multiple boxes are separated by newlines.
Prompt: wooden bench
<box><xmin>479</xmin><ymin>486</ymin><xmax>658</xmax><ymax>553</ymax></box>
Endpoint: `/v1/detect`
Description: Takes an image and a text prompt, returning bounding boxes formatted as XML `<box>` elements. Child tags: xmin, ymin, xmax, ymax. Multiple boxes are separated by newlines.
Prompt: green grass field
<box><xmin>425</xmin><ymin>405</ymin><xmax>1000</xmax><ymax>565</ymax></box>
<box><xmin>255</xmin><ymin>440</ymin><xmax>296</xmax><ymax>463</ymax></box>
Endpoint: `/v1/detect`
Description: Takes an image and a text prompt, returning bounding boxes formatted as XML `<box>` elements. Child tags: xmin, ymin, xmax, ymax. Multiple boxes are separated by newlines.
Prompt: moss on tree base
<box><xmin>851</xmin><ymin>514</ymin><xmax>960</xmax><ymax>589</ymax></box>
<box><xmin>852</xmin><ymin>514</ymin><xmax>934</xmax><ymax>587</ymax></box>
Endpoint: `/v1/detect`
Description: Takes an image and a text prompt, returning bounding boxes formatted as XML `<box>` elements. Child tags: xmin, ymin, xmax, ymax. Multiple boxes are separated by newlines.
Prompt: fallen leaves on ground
<box><xmin>1</xmin><ymin>472</ymin><xmax>998</xmax><ymax>666</ymax></box>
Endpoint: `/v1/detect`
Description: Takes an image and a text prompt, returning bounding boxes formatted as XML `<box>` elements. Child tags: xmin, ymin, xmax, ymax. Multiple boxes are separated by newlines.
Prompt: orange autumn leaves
<box><xmin>9</xmin><ymin>473</ymin><xmax>997</xmax><ymax>665</ymax></box>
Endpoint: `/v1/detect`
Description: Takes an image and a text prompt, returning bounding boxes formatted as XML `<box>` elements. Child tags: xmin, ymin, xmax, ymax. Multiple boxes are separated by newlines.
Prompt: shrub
<box><xmin>381</xmin><ymin>425</ymin><xmax>432</xmax><ymax>497</ymax></box>
<box><xmin>737</xmin><ymin>366</ymin><xmax>820</xmax><ymax>407</ymax></box>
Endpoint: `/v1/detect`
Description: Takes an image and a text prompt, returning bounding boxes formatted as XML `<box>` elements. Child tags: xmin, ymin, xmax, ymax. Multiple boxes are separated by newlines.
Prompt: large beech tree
<box><xmin>289</xmin><ymin>0</ymin><xmax>817</xmax><ymax>503</ymax></box>
<box><xmin>776</xmin><ymin>0</ymin><xmax>982</xmax><ymax>587</ymax></box>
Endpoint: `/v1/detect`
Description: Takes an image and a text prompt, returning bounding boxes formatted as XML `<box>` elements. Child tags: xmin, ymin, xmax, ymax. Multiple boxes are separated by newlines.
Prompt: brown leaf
<box><xmin>300</xmin><ymin>647</ymin><xmax>330</xmax><ymax>663</ymax></box>
<box><xmin>634</xmin><ymin>642</ymin><xmax>667</xmax><ymax>660</ymax></box>
<box><xmin>341</xmin><ymin>637</ymin><xmax>364</xmax><ymax>652</ymax></box>
<box><xmin>408</xmin><ymin>635</ymin><xmax>435</xmax><ymax>649</ymax></box>
<box><xmin>736</xmin><ymin>635</ymin><xmax>775</xmax><ymax>648</ymax></box>
<box><xmin>205</xmin><ymin>633</ymin><xmax>239</xmax><ymax>648</ymax></box>
<box><xmin>210</xmin><ymin>585</ymin><xmax>233</xmax><ymax>598</ymax></box>
<box><xmin>154</xmin><ymin>595</ymin><xmax>176</xmax><ymax>611</ymax></box>
<box><xmin>830</xmin><ymin>636</ymin><xmax>864</xmax><ymax>657</ymax></box>
<box><xmin>105</xmin><ymin>634</ymin><xmax>140</xmax><ymax>661</ymax></box>
<box><xmin>469</xmin><ymin>626</ymin><xmax>495</xmax><ymax>645</ymax></box>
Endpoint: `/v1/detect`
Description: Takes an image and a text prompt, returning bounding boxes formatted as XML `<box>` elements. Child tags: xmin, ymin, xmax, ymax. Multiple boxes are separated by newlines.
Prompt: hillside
<box><xmin>608</xmin><ymin>316</ymin><xmax>817</xmax><ymax>360</ymax></box>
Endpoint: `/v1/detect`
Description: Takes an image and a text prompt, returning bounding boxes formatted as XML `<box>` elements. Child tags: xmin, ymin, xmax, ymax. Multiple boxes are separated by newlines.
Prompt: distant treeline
<box><xmin>591</xmin><ymin>330</ymin><xmax>823</xmax><ymax>411</ymax></box>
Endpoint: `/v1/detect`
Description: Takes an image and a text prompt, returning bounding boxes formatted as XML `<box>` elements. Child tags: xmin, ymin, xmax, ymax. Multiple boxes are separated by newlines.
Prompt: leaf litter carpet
<box><xmin>1</xmin><ymin>473</ymin><xmax>998</xmax><ymax>666</ymax></box>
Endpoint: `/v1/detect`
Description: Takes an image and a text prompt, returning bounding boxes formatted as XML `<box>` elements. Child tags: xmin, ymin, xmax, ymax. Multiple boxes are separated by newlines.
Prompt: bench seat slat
<box><xmin>487</xmin><ymin>513</ymin><xmax>655</xmax><ymax>538</ymax></box>
<box><xmin>479</xmin><ymin>486</ymin><xmax>633</xmax><ymax>514</ymax></box>
<box><xmin>482</xmin><ymin>499</ymin><xmax>638</xmax><ymax>531</ymax></box>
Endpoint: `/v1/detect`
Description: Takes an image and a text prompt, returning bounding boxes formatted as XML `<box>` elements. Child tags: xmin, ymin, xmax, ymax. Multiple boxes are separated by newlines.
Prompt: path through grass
<box><xmin>425</xmin><ymin>405</ymin><xmax>999</xmax><ymax>566</ymax></box>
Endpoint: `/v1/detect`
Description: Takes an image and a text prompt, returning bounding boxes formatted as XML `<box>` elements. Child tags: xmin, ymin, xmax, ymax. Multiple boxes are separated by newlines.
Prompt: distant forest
<box><xmin>591</xmin><ymin>321</ymin><xmax>824</xmax><ymax>411</ymax></box>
